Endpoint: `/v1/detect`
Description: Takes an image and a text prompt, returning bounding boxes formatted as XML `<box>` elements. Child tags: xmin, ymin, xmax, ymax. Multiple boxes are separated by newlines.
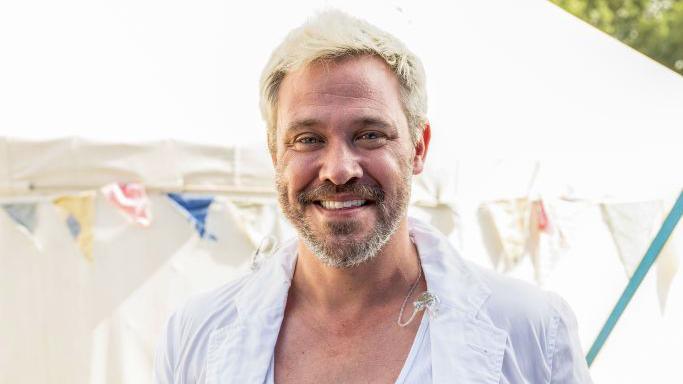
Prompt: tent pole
<box><xmin>586</xmin><ymin>189</ymin><xmax>683</xmax><ymax>366</ymax></box>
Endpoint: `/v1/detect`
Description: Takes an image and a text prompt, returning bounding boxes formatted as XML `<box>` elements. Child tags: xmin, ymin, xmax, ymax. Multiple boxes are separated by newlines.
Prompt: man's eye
<box><xmin>356</xmin><ymin>131</ymin><xmax>387</xmax><ymax>148</ymax></box>
<box><xmin>292</xmin><ymin>135</ymin><xmax>324</xmax><ymax>150</ymax></box>
<box><xmin>358</xmin><ymin>132</ymin><xmax>381</xmax><ymax>140</ymax></box>
<box><xmin>296</xmin><ymin>136</ymin><xmax>322</xmax><ymax>144</ymax></box>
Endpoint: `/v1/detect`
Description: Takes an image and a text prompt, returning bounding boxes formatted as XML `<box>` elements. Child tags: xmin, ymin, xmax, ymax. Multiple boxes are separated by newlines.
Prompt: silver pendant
<box><xmin>414</xmin><ymin>291</ymin><xmax>440</xmax><ymax>319</ymax></box>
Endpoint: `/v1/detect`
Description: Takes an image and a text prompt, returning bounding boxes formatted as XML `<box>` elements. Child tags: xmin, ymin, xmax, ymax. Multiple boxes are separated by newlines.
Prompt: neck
<box><xmin>290</xmin><ymin>219</ymin><xmax>424</xmax><ymax>316</ymax></box>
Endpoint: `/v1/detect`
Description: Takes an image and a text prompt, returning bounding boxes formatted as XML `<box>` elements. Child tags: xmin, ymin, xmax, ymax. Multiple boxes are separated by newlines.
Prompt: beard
<box><xmin>276</xmin><ymin>169</ymin><xmax>412</xmax><ymax>269</ymax></box>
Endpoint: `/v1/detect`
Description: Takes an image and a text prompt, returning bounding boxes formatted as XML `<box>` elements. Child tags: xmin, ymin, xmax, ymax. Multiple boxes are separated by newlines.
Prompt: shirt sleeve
<box><xmin>547</xmin><ymin>293</ymin><xmax>594</xmax><ymax>384</ymax></box>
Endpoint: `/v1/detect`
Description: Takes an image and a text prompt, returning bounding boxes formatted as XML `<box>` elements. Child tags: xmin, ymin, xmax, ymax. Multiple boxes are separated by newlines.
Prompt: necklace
<box><xmin>396</xmin><ymin>263</ymin><xmax>423</xmax><ymax>327</ymax></box>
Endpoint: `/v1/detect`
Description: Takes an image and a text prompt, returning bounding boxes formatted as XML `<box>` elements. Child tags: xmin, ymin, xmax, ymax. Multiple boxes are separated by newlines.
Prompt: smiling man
<box><xmin>154</xmin><ymin>10</ymin><xmax>593</xmax><ymax>384</ymax></box>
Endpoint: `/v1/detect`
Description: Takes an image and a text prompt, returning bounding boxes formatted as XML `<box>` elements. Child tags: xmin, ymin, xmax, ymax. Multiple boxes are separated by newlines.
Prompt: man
<box><xmin>154</xmin><ymin>10</ymin><xmax>593</xmax><ymax>383</ymax></box>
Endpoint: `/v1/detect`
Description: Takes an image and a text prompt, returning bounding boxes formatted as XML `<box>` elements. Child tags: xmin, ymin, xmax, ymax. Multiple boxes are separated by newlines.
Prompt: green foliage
<box><xmin>550</xmin><ymin>0</ymin><xmax>683</xmax><ymax>75</ymax></box>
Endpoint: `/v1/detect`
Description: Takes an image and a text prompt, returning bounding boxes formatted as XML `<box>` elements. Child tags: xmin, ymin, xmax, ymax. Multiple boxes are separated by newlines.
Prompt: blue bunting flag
<box><xmin>2</xmin><ymin>203</ymin><xmax>38</xmax><ymax>234</ymax></box>
<box><xmin>167</xmin><ymin>193</ymin><xmax>217</xmax><ymax>240</ymax></box>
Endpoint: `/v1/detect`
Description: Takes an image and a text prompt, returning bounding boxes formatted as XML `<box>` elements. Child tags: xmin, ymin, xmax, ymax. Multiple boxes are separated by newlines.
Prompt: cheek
<box><xmin>388</xmin><ymin>143</ymin><xmax>414</xmax><ymax>172</ymax></box>
<box><xmin>364</xmin><ymin>149</ymin><xmax>411</xmax><ymax>188</ymax></box>
<box><xmin>279</xmin><ymin>154</ymin><xmax>319</xmax><ymax>198</ymax></box>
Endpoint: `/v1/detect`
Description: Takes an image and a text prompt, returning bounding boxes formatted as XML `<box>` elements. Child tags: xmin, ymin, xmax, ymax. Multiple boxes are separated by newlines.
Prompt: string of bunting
<box><xmin>477</xmin><ymin>196</ymin><xmax>680</xmax><ymax>312</ymax></box>
<box><xmin>0</xmin><ymin>182</ymin><xmax>223</xmax><ymax>260</ymax></box>
<box><xmin>1</xmin><ymin>183</ymin><xmax>680</xmax><ymax>311</ymax></box>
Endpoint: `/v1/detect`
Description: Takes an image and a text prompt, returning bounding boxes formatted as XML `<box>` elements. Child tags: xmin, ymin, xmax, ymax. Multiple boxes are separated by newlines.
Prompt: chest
<box><xmin>273</xmin><ymin>312</ymin><xmax>423</xmax><ymax>384</ymax></box>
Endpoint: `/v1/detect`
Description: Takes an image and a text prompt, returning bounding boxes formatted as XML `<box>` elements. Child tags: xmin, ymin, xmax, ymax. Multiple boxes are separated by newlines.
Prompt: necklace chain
<box><xmin>396</xmin><ymin>262</ymin><xmax>423</xmax><ymax>327</ymax></box>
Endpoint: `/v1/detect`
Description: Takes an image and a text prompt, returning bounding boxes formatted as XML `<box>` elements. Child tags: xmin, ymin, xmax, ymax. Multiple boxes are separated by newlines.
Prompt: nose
<box><xmin>318</xmin><ymin>140</ymin><xmax>363</xmax><ymax>185</ymax></box>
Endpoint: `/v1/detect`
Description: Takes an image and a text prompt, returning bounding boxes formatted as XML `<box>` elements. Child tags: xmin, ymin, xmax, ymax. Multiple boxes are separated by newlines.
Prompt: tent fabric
<box><xmin>3</xmin><ymin>1</ymin><xmax>683</xmax><ymax>157</ymax></box>
<box><xmin>0</xmin><ymin>194</ymin><xmax>258</xmax><ymax>383</ymax></box>
<box><xmin>0</xmin><ymin>137</ymin><xmax>276</xmax><ymax>196</ymax></box>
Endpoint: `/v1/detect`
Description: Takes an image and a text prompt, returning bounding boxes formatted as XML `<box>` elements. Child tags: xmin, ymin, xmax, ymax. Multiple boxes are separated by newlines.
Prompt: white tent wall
<box><xmin>0</xmin><ymin>196</ymin><xmax>278</xmax><ymax>383</ymax></box>
<box><xmin>2</xmin><ymin>0</ymin><xmax>683</xmax><ymax>382</ymax></box>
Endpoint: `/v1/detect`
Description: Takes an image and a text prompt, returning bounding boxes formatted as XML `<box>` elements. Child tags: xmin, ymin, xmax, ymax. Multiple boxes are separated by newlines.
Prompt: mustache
<box><xmin>297</xmin><ymin>181</ymin><xmax>385</xmax><ymax>205</ymax></box>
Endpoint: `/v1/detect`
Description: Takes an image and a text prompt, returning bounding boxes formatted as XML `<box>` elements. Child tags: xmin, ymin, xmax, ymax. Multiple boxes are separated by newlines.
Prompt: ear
<box><xmin>412</xmin><ymin>121</ymin><xmax>431</xmax><ymax>175</ymax></box>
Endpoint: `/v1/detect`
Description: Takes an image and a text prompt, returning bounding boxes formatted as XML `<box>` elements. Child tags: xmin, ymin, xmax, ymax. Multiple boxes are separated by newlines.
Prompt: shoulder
<box><xmin>466</xmin><ymin>263</ymin><xmax>592</xmax><ymax>383</ymax></box>
<box><xmin>467</xmin><ymin>262</ymin><xmax>569</xmax><ymax>349</ymax></box>
<box><xmin>153</xmin><ymin>272</ymin><xmax>253</xmax><ymax>383</ymax></box>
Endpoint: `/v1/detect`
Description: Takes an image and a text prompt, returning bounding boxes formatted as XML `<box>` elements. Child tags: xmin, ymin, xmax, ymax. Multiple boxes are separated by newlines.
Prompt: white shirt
<box><xmin>154</xmin><ymin>217</ymin><xmax>593</xmax><ymax>383</ymax></box>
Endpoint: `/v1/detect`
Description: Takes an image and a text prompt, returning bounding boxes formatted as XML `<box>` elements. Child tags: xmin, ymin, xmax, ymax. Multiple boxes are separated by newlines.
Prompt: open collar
<box><xmin>207</xmin><ymin>218</ymin><xmax>507</xmax><ymax>383</ymax></box>
<box><xmin>411</xmin><ymin>218</ymin><xmax>508</xmax><ymax>383</ymax></box>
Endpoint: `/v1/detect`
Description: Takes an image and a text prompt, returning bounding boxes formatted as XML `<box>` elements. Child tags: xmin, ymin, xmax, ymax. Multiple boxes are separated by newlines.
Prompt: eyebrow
<box><xmin>285</xmin><ymin>118</ymin><xmax>320</xmax><ymax>133</ymax></box>
<box><xmin>355</xmin><ymin>117</ymin><xmax>393</xmax><ymax>130</ymax></box>
<box><xmin>285</xmin><ymin>117</ymin><xmax>394</xmax><ymax>133</ymax></box>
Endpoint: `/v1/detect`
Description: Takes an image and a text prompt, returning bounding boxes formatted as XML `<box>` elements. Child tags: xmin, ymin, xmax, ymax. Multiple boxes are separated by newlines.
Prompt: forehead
<box><xmin>276</xmin><ymin>55</ymin><xmax>405</xmax><ymax>128</ymax></box>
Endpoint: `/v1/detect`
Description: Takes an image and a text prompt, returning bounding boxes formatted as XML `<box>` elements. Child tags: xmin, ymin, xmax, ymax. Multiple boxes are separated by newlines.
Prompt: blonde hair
<box><xmin>260</xmin><ymin>9</ymin><xmax>428</xmax><ymax>155</ymax></box>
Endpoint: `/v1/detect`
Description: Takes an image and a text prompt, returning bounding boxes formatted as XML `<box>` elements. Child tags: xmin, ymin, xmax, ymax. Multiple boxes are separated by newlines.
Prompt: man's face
<box><xmin>273</xmin><ymin>55</ymin><xmax>428</xmax><ymax>268</ymax></box>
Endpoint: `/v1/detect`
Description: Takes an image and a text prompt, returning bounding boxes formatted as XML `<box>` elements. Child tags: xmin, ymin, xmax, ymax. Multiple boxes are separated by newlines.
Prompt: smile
<box><xmin>317</xmin><ymin>199</ymin><xmax>368</xmax><ymax>210</ymax></box>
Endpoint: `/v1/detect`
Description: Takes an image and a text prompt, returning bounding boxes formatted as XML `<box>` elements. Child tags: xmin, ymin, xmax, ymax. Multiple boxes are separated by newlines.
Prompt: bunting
<box><xmin>601</xmin><ymin>201</ymin><xmax>661</xmax><ymax>275</ymax></box>
<box><xmin>53</xmin><ymin>193</ymin><xmax>95</xmax><ymax>260</ymax></box>
<box><xmin>601</xmin><ymin>201</ymin><xmax>680</xmax><ymax>311</ymax></box>
<box><xmin>167</xmin><ymin>193</ymin><xmax>216</xmax><ymax>240</ymax></box>
<box><xmin>657</xmin><ymin>236</ymin><xmax>679</xmax><ymax>313</ymax></box>
<box><xmin>478</xmin><ymin>198</ymin><xmax>530</xmax><ymax>270</ymax></box>
<box><xmin>101</xmin><ymin>182</ymin><xmax>152</xmax><ymax>227</ymax></box>
<box><xmin>2</xmin><ymin>203</ymin><xmax>38</xmax><ymax>235</ymax></box>
<box><xmin>478</xmin><ymin>198</ymin><xmax>566</xmax><ymax>283</ymax></box>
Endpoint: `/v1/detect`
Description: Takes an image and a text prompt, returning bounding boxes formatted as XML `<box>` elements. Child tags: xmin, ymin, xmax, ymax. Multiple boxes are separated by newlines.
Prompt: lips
<box><xmin>297</xmin><ymin>181</ymin><xmax>384</xmax><ymax>215</ymax></box>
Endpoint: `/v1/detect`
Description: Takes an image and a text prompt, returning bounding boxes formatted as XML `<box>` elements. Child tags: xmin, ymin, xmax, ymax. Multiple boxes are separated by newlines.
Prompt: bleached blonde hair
<box><xmin>260</xmin><ymin>9</ymin><xmax>428</xmax><ymax>155</ymax></box>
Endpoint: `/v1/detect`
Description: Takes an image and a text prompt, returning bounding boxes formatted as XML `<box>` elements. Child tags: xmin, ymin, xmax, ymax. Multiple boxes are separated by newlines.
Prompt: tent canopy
<box><xmin>1</xmin><ymin>0</ymin><xmax>681</xmax><ymax>158</ymax></box>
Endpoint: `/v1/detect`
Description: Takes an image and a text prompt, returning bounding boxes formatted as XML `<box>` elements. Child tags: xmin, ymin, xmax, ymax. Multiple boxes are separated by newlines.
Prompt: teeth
<box><xmin>320</xmin><ymin>200</ymin><xmax>366</xmax><ymax>210</ymax></box>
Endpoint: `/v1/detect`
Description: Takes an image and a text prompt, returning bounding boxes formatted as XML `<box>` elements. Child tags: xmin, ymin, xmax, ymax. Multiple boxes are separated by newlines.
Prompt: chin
<box><xmin>302</xmin><ymin>220</ymin><xmax>396</xmax><ymax>269</ymax></box>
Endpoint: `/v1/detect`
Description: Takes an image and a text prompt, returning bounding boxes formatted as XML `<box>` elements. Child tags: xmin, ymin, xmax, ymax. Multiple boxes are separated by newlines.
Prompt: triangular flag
<box><xmin>222</xmin><ymin>199</ymin><xmax>281</xmax><ymax>248</ymax></box>
<box><xmin>656</xmin><ymin>235</ymin><xmax>679</xmax><ymax>313</ymax></box>
<box><xmin>601</xmin><ymin>200</ymin><xmax>680</xmax><ymax>312</ymax></box>
<box><xmin>2</xmin><ymin>203</ymin><xmax>38</xmax><ymax>234</ymax></box>
<box><xmin>478</xmin><ymin>198</ymin><xmax>531</xmax><ymax>271</ymax></box>
<box><xmin>167</xmin><ymin>193</ymin><xmax>216</xmax><ymax>240</ymax></box>
<box><xmin>53</xmin><ymin>193</ymin><xmax>95</xmax><ymax>260</ymax></box>
<box><xmin>536</xmin><ymin>200</ymin><xmax>550</xmax><ymax>232</ymax></box>
<box><xmin>601</xmin><ymin>201</ymin><xmax>661</xmax><ymax>276</ymax></box>
<box><xmin>101</xmin><ymin>182</ymin><xmax>152</xmax><ymax>227</ymax></box>
<box><xmin>478</xmin><ymin>198</ymin><xmax>567</xmax><ymax>284</ymax></box>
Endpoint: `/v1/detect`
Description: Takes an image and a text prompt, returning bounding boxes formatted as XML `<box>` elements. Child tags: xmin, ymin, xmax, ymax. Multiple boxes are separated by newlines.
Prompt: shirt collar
<box><xmin>234</xmin><ymin>217</ymin><xmax>491</xmax><ymax>323</ymax></box>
